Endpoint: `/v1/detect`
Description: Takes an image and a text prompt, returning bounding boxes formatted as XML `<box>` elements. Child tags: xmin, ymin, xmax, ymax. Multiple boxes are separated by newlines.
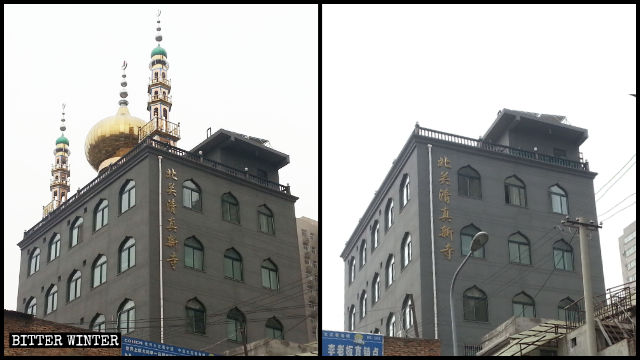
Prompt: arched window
<box><xmin>265</xmin><ymin>317</ymin><xmax>284</xmax><ymax>339</ymax></box>
<box><xmin>90</xmin><ymin>314</ymin><xmax>106</xmax><ymax>332</ymax></box>
<box><xmin>119</xmin><ymin>237</ymin><xmax>136</xmax><ymax>273</ymax></box>
<box><xmin>385</xmin><ymin>199</ymin><xmax>394</xmax><ymax>231</ymax></box>
<box><xmin>222</xmin><ymin>193</ymin><xmax>240</xmax><ymax>224</ymax></box>
<box><xmin>505</xmin><ymin>176</ymin><xmax>526</xmax><ymax>207</ymax></box>
<box><xmin>360</xmin><ymin>291</ymin><xmax>367</xmax><ymax>319</ymax></box>
<box><xmin>553</xmin><ymin>240</ymin><xmax>573</xmax><ymax>271</ymax></box>
<box><xmin>153</xmin><ymin>108</ymin><xmax>158</xmax><ymax>117</ymax></box>
<box><xmin>558</xmin><ymin>297</ymin><xmax>580</xmax><ymax>323</ymax></box>
<box><xmin>360</xmin><ymin>240</ymin><xmax>367</xmax><ymax>268</ymax></box>
<box><xmin>463</xmin><ymin>286</ymin><xmax>488</xmax><ymax>322</ymax></box>
<box><xmin>458</xmin><ymin>166</ymin><xmax>482</xmax><ymax>199</ymax></box>
<box><xmin>387</xmin><ymin>313</ymin><xmax>396</xmax><ymax>337</ymax></box>
<box><xmin>163</xmin><ymin>108</ymin><xmax>167</xmax><ymax>119</ymax></box>
<box><xmin>371</xmin><ymin>221</ymin><xmax>380</xmax><ymax>250</ymax></box>
<box><xmin>26</xmin><ymin>297</ymin><xmax>36</xmax><ymax>316</ymax></box>
<box><xmin>402</xmin><ymin>295</ymin><xmax>414</xmax><ymax>331</ymax></box>
<box><xmin>184</xmin><ymin>237</ymin><xmax>204</xmax><ymax>271</ymax></box>
<box><xmin>513</xmin><ymin>292</ymin><xmax>535</xmax><ymax>317</ymax></box>
<box><xmin>348</xmin><ymin>305</ymin><xmax>356</xmax><ymax>331</ymax></box>
<box><xmin>154</xmin><ymin>90</ymin><xmax>159</xmax><ymax>96</ymax></box>
<box><xmin>461</xmin><ymin>224</ymin><xmax>484</xmax><ymax>258</ymax></box>
<box><xmin>508</xmin><ymin>232</ymin><xmax>531</xmax><ymax>265</ymax></box>
<box><xmin>372</xmin><ymin>273</ymin><xmax>381</xmax><ymax>304</ymax></box>
<box><xmin>186</xmin><ymin>298</ymin><xmax>206</xmax><ymax>334</ymax></box>
<box><xmin>550</xmin><ymin>185</ymin><xmax>568</xmax><ymax>215</ymax></box>
<box><xmin>46</xmin><ymin>285</ymin><xmax>58</xmax><ymax>314</ymax></box>
<box><xmin>154</xmin><ymin>72</ymin><xmax>158</xmax><ymax>80</ymax></box>
<box><xmin>224</xmin><ymin>248</ymin><xmax>243</xmax><ymax>281</ymax></box>
<box><xmin>400</xmin><ymin>174</ymin><xmax>410</xmax><ymax>208</ymax></box>
<box><xmin>401</xmin><ymin>233</ymin><xmax>412</xmax><ymax>268</ymax></box>
<box><xmin>162</xmin><ymin>91</ymin><xmax>166</xmax><ymax>98</ymax></box>
<box><xmin>117</xmin><ymin>299</ymin><xmax>135</xmax><ymax>334</ymax></box>
<box><xmin>348</xmin><ymin>256</ymin><xmax>356</xmax><ymax>284</ymax></box>
<box><xmin>68</xmin><ymin>270</ymin><xmax>81</xmax><ymax>302</ymax></box>
<box><xmin>386</xmin><ymin>255</ymin><xmax>395</xmax><ymax>287</ymax></box>
<box><xmin>94</xmin><ymin>199</ymin><xmax>109</xmax><ymax>231</ymax></box>
<box><xmin>70</xmin><ymin>217</ymin><xmax>83</xmax><ymax>248</ymax></box>
<box><xmin>92</xmin><ymin>255</ymin><xmax>107</xmax><ymax>288</ymax></box>
<box><xmin>29</xmin><ymin>248</ymin><xmax>41</xmax><ymax>275</ymax></box>
<box><xmin>182</xmin><ymin>180</ymin><xmax>201</xmax><ymax>211</ymax></box>
<box><xmin>261</xmin><ymin>259</ymin><xmax>279</xmax><ymax>290</ymax></box>
<box><xmin>120</xmin><ymin>180</ymin><xmax>136</xmax><ymax>214</ymax></box>
<box><xmin>258</xmin><ymin>205</ymin><xmax>275</xmax><ymax>234</ymax></box>
<box><xmin>48</xmin><ymin>233</ymin><xmax>61</xmax><ymax>262</ymax></box>
<box><xmin>162</xmin><ymin>72</ymin><xmax>166</xmax><ymax>79</ymax></box>
<box><xmin>227</xmin><ymin>307</ymin><xmax>246</xmax><ymax>342</ymax></box>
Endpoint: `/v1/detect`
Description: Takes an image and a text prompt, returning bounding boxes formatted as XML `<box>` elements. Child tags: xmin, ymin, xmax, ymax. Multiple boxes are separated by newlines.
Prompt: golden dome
<box><xmin>85</xmin><ymin>105</ymin><xmax>147</xmax><ymax>172</ymax></box>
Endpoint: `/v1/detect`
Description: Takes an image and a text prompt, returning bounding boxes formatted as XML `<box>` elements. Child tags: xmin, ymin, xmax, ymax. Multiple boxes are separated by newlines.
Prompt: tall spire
<box><xmin>140</xmin><ymin>9</ymin><xmax>180</xmax><ymax>145</ymax></box>
<box><xmin>119</xmin><ymin>60</ymin><xmax>129</xmax><ymax>107</ymax></box>
<box><xmin>45</xmin><ymin>104</ymin><xmax>71</xmax><ymax>217</ymax></box>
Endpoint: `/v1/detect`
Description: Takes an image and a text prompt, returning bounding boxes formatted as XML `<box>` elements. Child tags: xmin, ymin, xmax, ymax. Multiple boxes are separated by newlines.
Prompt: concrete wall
<box><xmin>344</xmin><ymin>129</ymin><xmax>604</xmax><ymax>356</ymax></box>
<box><xmin>17</xmin><ymin>145</ymin><xmax>305</xmax><ymax>354</ymax></box>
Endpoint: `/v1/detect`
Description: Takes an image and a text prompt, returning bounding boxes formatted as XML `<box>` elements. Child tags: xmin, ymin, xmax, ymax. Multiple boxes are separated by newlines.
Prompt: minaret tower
<box><xmin>141</xmin><ymin>10</ymin><xmax>180</xmax><ymax>145</ymax></box>
<box><xmin>44</xmin><ymin>104</ymin><xmax>71</xmax><ymax>217</ymax></box>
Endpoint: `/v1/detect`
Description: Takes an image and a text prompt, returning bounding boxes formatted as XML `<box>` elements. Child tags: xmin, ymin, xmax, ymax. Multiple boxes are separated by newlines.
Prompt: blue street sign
<box><xmin>322</xmin><ymin>330</ymin><xmax>384</xmax><ymax>356</ymax></box>
<box><xmin>121</xmin><ymin>336</ymin><xmax>215</xmax><ymax>356</ymax></box>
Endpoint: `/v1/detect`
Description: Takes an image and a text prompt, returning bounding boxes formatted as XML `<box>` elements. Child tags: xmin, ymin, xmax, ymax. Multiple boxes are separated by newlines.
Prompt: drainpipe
<box><xmin>158</xmin><ymin>155</ymin><xmax>164</xmax><ymax>343</ymax></box>
<box><xmin>428</xmin><ymin>144</ymin><xmax>438</xmax><ymax>339</ymax></box>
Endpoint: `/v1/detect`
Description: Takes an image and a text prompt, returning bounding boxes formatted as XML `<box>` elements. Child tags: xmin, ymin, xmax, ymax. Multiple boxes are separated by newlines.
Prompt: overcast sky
<box><xmin>3</xmin><ymin>4</ymin><xmax>317</xmax><ymax>311</ymax></box>
<box><xmin>322</xmin><ymin>4</ymin><xmax>636</xmax><ymax>331</ymax></box>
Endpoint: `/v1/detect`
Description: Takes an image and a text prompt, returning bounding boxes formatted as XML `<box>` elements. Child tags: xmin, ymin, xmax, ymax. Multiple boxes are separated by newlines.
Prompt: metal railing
<box><xmin>42</xmin><ymin>201</ymin><xmax>56</xmax><ymax>217</ymax></box>
<box><xmin>414</xmin><ymin>126</ymin><xmax>590</xmax><ymax>171</ymax></box>
<box><xmin>52</xmin><ymin>163</ymin><xmax>70</xmax><ymax>171</ymax></box>
<box><xmin>50</xmin><ymin>178</ymin><xmax>69</xmax><ymax>186</ymax></box>
<box><xmin>138</xmin><ymin>117</ymin><xmax>180</xmax><ymax>141</ymax></box>
<box><xmin>25</xmin><ymin>137</ymin><xmax>292</xmax><ymax>240</ymax></box>
<box><xmin>148</xmin><ymin>94</ymin><xmax>172</xmax><ymax>103</ymax></box>
<box><xmin>563</xmin><ymin>280</ymin><xmax>636</xmax><ymax>330</ymax></box>
<box><xmin>149</xmin><ymin>77</ymin><xmax>171</xmax><ymax>87</ymax></box>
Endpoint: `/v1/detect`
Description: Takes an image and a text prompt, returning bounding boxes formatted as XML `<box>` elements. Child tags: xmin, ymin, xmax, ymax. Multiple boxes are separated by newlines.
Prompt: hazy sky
<box><xmin>322</xmin><ymin>4</ymin><xmax>636</xmax><ymax>331</ymax></box>
<box><xmin>3</xmin><ymin>4</ymin><xmax>318</xmax><ymax>311</ymax></box>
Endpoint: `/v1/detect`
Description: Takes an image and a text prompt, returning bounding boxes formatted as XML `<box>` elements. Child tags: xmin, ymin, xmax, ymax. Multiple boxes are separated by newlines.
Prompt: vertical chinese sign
<box><xmin>165</xmin><ymin>168</ymin><xmax>179</xmax><ymax>270</ymax></box>
<box><xmin>437</xmin><ymin>156</ymin><xmax>455</xmax><ymax>261</ymax></box>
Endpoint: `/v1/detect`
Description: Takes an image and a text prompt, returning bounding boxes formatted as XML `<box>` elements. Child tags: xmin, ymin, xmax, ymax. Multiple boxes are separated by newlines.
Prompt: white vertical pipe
<box><xmin>428</xmin><ymin>144</ymin><xmax>438</xmax><ymax>339</ymax></box>
<box><xmin>158</xmin><ymin>155</ymin><xmax>164</xmax><ymax>343</ymax></box>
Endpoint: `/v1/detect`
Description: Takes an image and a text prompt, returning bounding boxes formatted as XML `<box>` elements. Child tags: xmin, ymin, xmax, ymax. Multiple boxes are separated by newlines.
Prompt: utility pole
<box><xmin>561</xmin><ymin>216</ymin><xmax>602</xmax><ymax>356</ymax></box>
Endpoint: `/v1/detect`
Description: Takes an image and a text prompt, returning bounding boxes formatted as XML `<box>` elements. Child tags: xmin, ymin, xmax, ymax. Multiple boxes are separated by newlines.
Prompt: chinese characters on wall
<box><xmin>437</xmin><ymin>156</ymin><xmax>455</xmax><ymax>260</ymax></box>
<box><xmin>165</xmin><ymin>168</ymin><xmax>179</xmax><ymax>270</ymax></box>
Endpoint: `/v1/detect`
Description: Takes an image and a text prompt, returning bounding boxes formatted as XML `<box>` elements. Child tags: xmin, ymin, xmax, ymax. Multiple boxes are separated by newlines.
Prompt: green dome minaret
<box><xmin>45</xmin><ymin>104</ymin><xmax>71</xmax><ymax>217</ymax></box>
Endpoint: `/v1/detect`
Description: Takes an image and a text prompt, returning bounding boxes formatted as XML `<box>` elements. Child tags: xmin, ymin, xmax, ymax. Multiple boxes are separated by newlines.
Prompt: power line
<box><xmin>597</xmin><ymin>193</ymin><xmax>636</xmax><ymax>217</ymax></box>
<box><xmin>595</xmin><ymin>161</ymin><xmax>636</xmax><ymax>203</ymax></box>
<box><xmin>600</xmin><ymin>202</ymin><xmax>636</xmax><ymax>223</ymax></box>
<box><xmin>594</xmin><ymin>154</ymin><xmax>636</xmax><ymax>195</ymax></box>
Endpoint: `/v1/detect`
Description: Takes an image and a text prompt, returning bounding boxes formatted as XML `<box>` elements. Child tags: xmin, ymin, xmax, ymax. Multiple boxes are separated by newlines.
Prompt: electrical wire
<box><xmin>595</xmin><ymin>161</ymin><xmax>636</xmax><ymax>202</ymax></box>
<box><xmin>594</xmin><ymin>154</ymin><xmax>636</xmax><ymax>195</ymax></box>
<box><xmin>597</xmin><ymin>193</ymin><xmax>636</xmax><ymax>217</ymax></box>
<box><xmin>599</xmin><ymin>201</ymin><xmax>636</xmax><ymax>223</ymax></box>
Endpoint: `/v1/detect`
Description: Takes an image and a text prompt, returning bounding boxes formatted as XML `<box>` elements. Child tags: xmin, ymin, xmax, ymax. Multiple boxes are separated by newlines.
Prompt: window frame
<box><xmin>261</xmin><ymin>259</ymin><xmax>279</xmax><ymax>290</ymax></box>
<box><xmin>224</xmin><ymin>248</ymin><xmax>243</xmax><ymax>281</ymax></box>
<box><xmin>120</xmin><ymin>180</ymin><xmax>136</xmax><ymax>214</ymax></box>
<box><xmin>118</xmin><ymin>299</ymin><xmax>136</xmax><ymax>334</ymax></box>
<box><xmin>508</xmin><ymin>232</ymin><xmax>531</xmax><ymax>265</ymax></box>
<box><xmin>186</xmin><ymin>298</ymin><xmax>206</xmax><ymax>335</ymax></box>
<box><xmin>91</xmin><ymin>314</ymin><xmax>106</xmax><ymax>332</ymax></box>
<box><xmin>387</xmin><ymin>313</ymin><xmax>396</xmax><ymax>337</ymax></box>
<box><xmin>68</xmin><ymin>270</ymin><xmax>82</xmax><ymax>302</ymax></box>
<box><xmin>386</xmin><ymin>255</ymin><xmax>395</xmax><ymax>287</ymax></box>
<box><xmin>385</xmin><ymin>199</ymin><xmax>394</xmax><ymax>231</ymax></box>
<box><xmin>182</xmin><ymin>180</ymin><xmax>202</xmax><ymax>212</ymax></box>
<box><xmin>29</xmin><ymin>248</ymin><xmax>41</xmax><ymax>275</ymax></box>
<box><xmin>26</xmin><ymin>297</ymin><xmax>37</xmax><ymax>316</ymax></box>
<box><xmin>458</xmin><ymin>166</ymin><xmax>482</xmax><ymax>199</ymax></box>
<box><xmin>221</xmin><ymin>192</ymin><xmax>240</xmax><ymax>224</ymax></box>
<box><xmin>504</xmin><ymin>176</ymin><xmax>527</xmax><ymax>207</ymax></box>
<box><xmin>400</xmin><ymin>174</ymin><xmax>410</xmax><ymax>208</ymax></box>
<box><xmin>265</xmin><ymin>317</ymin><xmax>284</xmax><ymax>340</ymax></box>
<box><xmin>360</xmin><ymin>240</ymin><xmax>367</xmax><ymax>268</ymax></box>
<box><xmin>349</xmin><ymin>256</ymin><xmax>356</xmax><ymax>284</ymax></box>
<box><xmin>463</xmin><ymin>286</ymin><xmax>488</xmax><ymax>322</ymax></box>
<box><xmin>553</xmin><ymin>240</ymin><xmax>574</xmax><ymax>271</ymax></box>
<box><xmin>257</xmin><ymin>205</ymin><xmax>275</xmax><ymax>235</ymax></box>
<box><xmin>48</xmin><ymin>233</ymin><xmax>61</xmax><ymax>262</ymax></box>
<box><xmin>92</xmin><ymin>255</ymin><xmax>107</xmax><ymax>288</ymax></box>
<box><xmin>46</xmin><ymin>285</ymin><xmax>58</xmax><ymax>315</ymax></box>
<box><xmin>119</xmin><ymin>237</ymin><xmax>136</xmax><ymax>273</ymax></box>
<box><xmin>372</xmin><ymin>221</ymin><xmax>380</xmax><ymax>250</ymax></box>
<box><xmin>70</xmin><ymin>217</ymin><xmax>83</xmax><ymax>248</ymax></box>
<box><xmin>402</xmin><ymin>296</ymin><xmax>414</xmax><ymax>330</ymax></box>
<box><xmin>461</xmin><ymin>224</ymin><xmax>484</xmax><ymax>258</ymax></box>
<box><xmin>550</xmin><ymin>184</ymin><xmax>568</xmax><ymax>215</ymax></box>
<box><xmin>227</xmin><ymin>308</ymin><xmax>246</xmax><ymax>342</ymax></box>
<box><xmin>372</xmin><ymin>273</ymin><xmax>380</xmax><ymax>304</ymax></box>
<box><xmin>401</xmin><ymin>233</ymin><xmax>412</xmax><ymax>268</ymax></box>
<box><xmin>512</xmin><ymin>292</ymin><xmax>536</xmax><ymax>318</ymax></box>
<box><xmin>360</xmin><ymin>291</ymin><xmax>367</xmax><ymax>319</ymax></box>
<box><xmin>94</xmin><ymin>199</ymin><xmax>109</xmax><ymax>231</ymax></box>
<box><xmin>184</xmin><ymin>237</ymin><xmax>204</xmax><ymax>271</ymax></box>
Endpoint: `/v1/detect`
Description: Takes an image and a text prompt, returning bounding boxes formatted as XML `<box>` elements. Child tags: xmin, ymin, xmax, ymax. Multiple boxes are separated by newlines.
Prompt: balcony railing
<box><xmin>139</xmin><ymin>117</ymin><xmax>180</xmax><ymax>141</ymax></box>
<box><xmin>50</xmin><ymin>178</ymin><xmax>70</xmax><ymax>186</ymax></box>
<box><xmin>25</xmin><ymin>137</ymin><xmax>292</xmax><ymax>240</ymax></box>
<box><xmin>42</xmin><ymin>200</ymin><xmax>56</xmax><ymax>217</ymax></box>
<box><xmin>52</xmin><ymin>163</ymin><xmax>70</xmax><ymax>172</ymax></box>
<box><xmin>148</xmin><ymin>94</ymin><xmax>172</xmax><ymax>103</ymax></box>
<box><xmin>563</xmin><ymin>280</ymin><xmax>636</xmax><ymax>330</ymax></box>
<box><xmin>415</xmin><ymin>125</ymin><xmax>590</xmax><ymax>171</ymax></box>
<box><xmin>149</xmin><ymin>77</ymin><xmax>171</xmax><ymax>87</ymax></box>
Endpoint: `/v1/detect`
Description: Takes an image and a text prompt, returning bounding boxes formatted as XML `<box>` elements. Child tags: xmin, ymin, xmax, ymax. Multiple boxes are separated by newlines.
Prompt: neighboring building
<box><xmin>619</xmin><ymin>221</ymin><xmax>636</xmax><ymax>283</ymax></box>
<box><xmin>16</xmin><ymin>13</ymin><xmax>307</xmax><ymax>354</ymax></box>
<box><xmin>3</xmin><ymin>309</ymin><xmax>120</xmax><ymax>356</ymax></box>
<box><xmin>341</xmin><ymin>109</ymin><xmax>606</xmax><ymax>355</ymax></box>
<box><xmin>296</xmin><ymin>216</ymin><xmax>318</xmax><ymax>342</ymax></box>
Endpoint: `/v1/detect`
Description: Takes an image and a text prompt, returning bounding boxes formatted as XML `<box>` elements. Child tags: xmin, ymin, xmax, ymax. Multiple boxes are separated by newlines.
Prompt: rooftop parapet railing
<box><xmin>24</xmin><ymin>137</ymin><xmax>292</xmax><ymax>240</ymax></box>
<box><xmin>149</xmin><ymin>77</ymin><xmax>171</xmax><ymax>87</ymax></box>
<box><xmin>139</xmin><ymin>117</ymin><xmax>180</xmax><ymax>141</ymax></box>
<box><xmin>414</xmin><ymin>125</ymin><xmax>590</xmax><ymax>171</ymax></box>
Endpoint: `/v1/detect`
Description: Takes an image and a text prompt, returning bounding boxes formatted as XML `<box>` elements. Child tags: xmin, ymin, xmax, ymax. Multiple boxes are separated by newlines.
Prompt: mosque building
<box><xmin>17</xmin><ymin>12</ymin><xmax>311</xmax><ymax>353</ymax></box>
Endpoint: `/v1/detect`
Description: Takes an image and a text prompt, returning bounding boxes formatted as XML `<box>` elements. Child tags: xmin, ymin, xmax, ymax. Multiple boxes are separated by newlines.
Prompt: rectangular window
<box><xmin>627</xmin><ymin>259</ymin><xmax>636</xmax><ymax>270</ymax></box>
<box><xmin>624</xmin><ymin>244</ymin><xmax>636</xmax><ymax>257</ymax></box>
<box><xmin>624</xmin><ymin>231</ymin><xmax>636</xmax><ymax>244</ymax></box>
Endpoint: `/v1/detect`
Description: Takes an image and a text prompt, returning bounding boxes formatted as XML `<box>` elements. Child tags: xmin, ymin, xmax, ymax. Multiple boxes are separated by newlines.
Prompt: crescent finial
<box><xmin>122</xmin><ymin>60</ymin><xmax>128</xmax><ymax>70</ymax></box>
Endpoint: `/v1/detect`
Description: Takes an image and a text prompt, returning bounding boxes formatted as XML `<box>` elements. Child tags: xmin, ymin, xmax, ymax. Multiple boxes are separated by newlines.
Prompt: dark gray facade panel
<box><xmin>17</xmin><ymin>146</ymin><xmax>306</xmax><ymax>354</ymax></box>
<box><xmin>344</xmin><ymin>132</ymin><xmax>604</xmax><ymax>356</ymax></box>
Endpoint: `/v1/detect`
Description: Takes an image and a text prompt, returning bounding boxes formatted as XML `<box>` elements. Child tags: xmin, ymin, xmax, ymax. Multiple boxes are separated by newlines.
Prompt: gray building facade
<box><xmin>17</xmin><ymin>130</ymin><xmax>308</xmax><ymax>353</ymax></box>
<box><xmin>618</xmin><ymin>221</ymin><xmax>636</xmax><ymax>283</ymax></box>
<box><xmin>341</xmin><ymin>109</ymin><xmax>606</xmax><ymax>356</ymax></box>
